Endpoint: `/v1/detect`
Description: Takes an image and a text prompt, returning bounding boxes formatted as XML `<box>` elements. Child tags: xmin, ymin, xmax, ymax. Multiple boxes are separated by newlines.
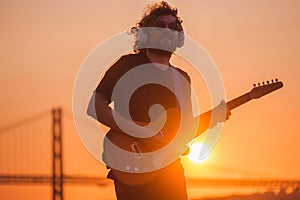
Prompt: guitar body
<box><xmin>102</xmin><ymin>108</ymin><xmax>184</xmax><ymax>185</ymax></box>
<box><xmin>103</xmin><ymin>130</ymin><xmax>163</xmax><ymax>185</ymax></box>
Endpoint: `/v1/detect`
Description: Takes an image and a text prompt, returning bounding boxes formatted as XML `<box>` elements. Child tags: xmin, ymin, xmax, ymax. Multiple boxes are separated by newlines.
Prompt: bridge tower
<box><xmin>52</xmin><ymin>108</ymin><xmax>63</xmax><ymax>200</ymax></box>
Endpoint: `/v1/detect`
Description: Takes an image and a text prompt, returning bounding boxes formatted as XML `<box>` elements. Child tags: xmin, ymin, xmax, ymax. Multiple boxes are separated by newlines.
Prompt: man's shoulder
<box><xmin>119</xmin><ymin>52</ymin><xmax>146</xmax><ymax>62</ymax></box>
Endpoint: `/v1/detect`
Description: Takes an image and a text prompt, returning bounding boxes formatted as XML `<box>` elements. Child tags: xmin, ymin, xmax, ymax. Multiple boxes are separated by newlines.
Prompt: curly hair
<box><xmin>130</xmin><ymin>1</ymin><xmax>183</xmax><ymax>53</ymax></box>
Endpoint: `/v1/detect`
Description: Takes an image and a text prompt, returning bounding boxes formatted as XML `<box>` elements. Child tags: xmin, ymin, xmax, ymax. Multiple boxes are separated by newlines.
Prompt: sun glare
<box><xmin>188</xmin><ymin>142</ymin><xmax>210</xmax><ymax>164</ymax></box>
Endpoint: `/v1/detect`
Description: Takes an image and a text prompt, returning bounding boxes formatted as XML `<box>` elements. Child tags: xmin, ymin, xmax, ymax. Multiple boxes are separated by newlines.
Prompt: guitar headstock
<box><xmin>249</xmin><ymin>79</ymin><xmax>283</xmax><ymax>99</ymax></box>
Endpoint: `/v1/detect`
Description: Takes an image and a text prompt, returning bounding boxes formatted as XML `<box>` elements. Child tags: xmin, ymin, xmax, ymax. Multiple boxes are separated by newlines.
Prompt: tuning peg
<box><xmin>253</xmin><ymin>83</ymin><xmax>256</xmax><ymax>87</ymax></box>
<box><xmin>267</xmin><ymin>81</ymin><xmax>269</xmax><ymax>84</ymax></box>
<box><xmin>258</xmin><ymin>82</ymin><xmax>260</xmax><ymax>86</ymax></box>
<box><xmin>271</xmin><ymin>79</ymin><xmax>274</xmax><ymax>83</ymax></box>
<box><xmin>262</xmin><ymin>81</ymin><xmax>265</xmax><ymax>85</ymax></box>
<box><xmin>275</xmin><ymin>78</ymin><xmax>278</xmax><ymax>82</ymax></box>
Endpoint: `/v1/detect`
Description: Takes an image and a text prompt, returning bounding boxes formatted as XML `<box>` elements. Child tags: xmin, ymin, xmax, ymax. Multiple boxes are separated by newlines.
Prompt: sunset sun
<box><xmin>188</xmin><ymin>142</ymin><xmax>210</xmax><ymax>164</ymax></box>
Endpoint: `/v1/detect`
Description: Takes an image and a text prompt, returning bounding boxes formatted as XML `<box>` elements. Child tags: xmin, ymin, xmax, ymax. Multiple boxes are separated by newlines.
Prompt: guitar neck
<box><xmin>226</xmin><ymin>92</ymin><xmax>252</xmax><ymax>110</ymax></box>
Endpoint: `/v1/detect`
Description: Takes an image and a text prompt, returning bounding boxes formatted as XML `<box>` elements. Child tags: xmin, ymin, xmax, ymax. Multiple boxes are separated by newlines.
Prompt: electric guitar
<box><xmin>103</xmin><ymin>79</ymin><xmax>283</xmax><ymax>185</ymax></box>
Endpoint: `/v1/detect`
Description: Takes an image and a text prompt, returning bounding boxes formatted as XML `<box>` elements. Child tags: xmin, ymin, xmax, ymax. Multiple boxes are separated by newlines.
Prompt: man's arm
<box><xmin>87</xmin><ymin>91</ymin><xmax>137</xmax><ymax>133</ymax></box>
<box><xmin>88</xmin><ymin>91</ymin><xmax>161</xmax><ymax>139</ymax></box>
<box><xmin>94</xmin><ymin>91</ymin><xmax>123</xmax><ymax>132</ymax></box>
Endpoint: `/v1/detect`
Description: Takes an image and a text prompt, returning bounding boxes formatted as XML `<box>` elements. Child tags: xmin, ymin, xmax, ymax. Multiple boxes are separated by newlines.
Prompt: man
<box><xmin>91</xmin><ymin>1</ymin><xmax>230</xmax><ymax>199</ymax></box>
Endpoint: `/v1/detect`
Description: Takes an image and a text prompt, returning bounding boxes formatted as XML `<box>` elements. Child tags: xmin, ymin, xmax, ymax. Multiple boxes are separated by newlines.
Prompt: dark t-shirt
<box><xmin>96</xmin><ymin>52</ymin><xmax>191</xmax><ymax>124</ymax></box>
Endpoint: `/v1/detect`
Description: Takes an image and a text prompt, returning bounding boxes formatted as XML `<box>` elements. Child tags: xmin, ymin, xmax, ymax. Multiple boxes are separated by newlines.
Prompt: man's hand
<box><xmin>209</xmin><ymin>100</ymin><xmax>231</xmax><ymax>128</ymax></box>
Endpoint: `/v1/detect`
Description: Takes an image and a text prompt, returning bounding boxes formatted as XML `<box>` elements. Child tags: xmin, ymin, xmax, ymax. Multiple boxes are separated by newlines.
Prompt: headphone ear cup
<box><xmin>177</xmin><ymin>32</ymin><xmax>185</xmax><ymax>48</ymax></box>
<box><xmin>137</xmin><ymin>28</ymin><xmax>147</xmax><ymax>48</ymax></box>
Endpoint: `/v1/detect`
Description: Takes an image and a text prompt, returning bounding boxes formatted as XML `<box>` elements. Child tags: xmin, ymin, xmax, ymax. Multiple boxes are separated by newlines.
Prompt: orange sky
<box><xmin>1</xmin><ymin>0</ymin><xmax>300</xmax><ymax>199</ymax></box>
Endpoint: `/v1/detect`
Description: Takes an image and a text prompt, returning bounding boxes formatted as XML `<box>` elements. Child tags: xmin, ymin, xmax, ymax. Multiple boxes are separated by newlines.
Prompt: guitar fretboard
<box><xmin>227</xmin><ymin>93</ymin><xmax>252</xmax><ymax>110</ymax></box>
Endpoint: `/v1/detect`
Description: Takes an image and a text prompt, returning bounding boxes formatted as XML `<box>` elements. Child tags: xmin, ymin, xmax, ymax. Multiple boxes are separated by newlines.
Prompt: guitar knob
<box><xmin>134</xmin><ymin>167</ymin><xmax>139</xmax><ymax>172</ymax></box>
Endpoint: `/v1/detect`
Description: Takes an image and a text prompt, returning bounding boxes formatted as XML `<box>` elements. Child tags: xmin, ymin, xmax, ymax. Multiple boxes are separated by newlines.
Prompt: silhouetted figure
<box><xmin>89</xmin><ymin>1</ymin><xmax>230</xmax><ymax>200</ymax></box>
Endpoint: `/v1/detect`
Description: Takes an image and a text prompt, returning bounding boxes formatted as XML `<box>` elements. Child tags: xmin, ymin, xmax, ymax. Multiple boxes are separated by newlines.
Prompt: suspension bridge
<box><xmin>0</xmin><ymin>108</ymin><xmax>109</xmax><ymax>200</ymax></box>
<box><xmin>0</xmin><ymin>108</ymin><xmax>299</xmax><ymax>200</ymax></box>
